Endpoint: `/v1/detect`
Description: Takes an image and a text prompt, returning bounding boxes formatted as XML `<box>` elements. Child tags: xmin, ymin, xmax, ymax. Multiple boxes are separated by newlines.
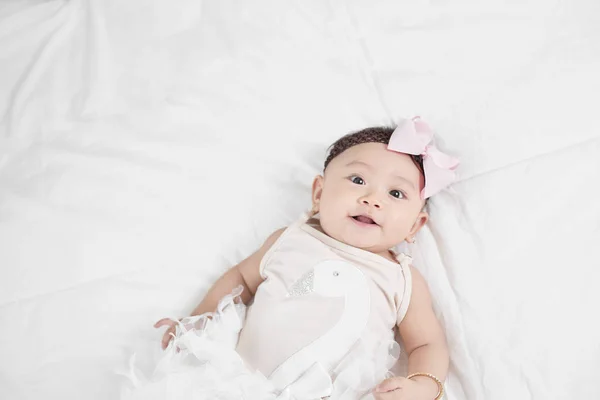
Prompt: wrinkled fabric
<box><xmin>1</xmin><ymin>1</ymin><xmax>599</xmax><ymax>400</ymax></box>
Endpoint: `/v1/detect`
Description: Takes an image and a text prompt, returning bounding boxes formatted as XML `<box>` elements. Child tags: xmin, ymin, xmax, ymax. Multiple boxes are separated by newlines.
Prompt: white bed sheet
<box><xmin>1</xmin><ymin>0</ymin><xmax>599</xmax><ymax>399</ymax></box>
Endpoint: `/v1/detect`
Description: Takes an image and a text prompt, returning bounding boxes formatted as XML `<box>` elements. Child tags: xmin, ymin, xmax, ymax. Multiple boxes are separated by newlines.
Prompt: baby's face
<box><xmin>312</xmin><ymin>142</ymin><xmax>428</xmax><ymax>254</ymax></box>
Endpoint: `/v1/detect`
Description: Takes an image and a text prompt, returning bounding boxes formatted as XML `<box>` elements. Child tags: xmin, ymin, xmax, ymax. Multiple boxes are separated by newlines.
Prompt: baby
<box><xmin>125</xmin><ymin>117</ymin><xmax>457</xmax><ymax>400</ymax></box>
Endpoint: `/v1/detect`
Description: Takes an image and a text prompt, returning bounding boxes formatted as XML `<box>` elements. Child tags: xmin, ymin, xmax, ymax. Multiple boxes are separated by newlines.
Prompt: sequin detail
<box><xmin>287</xmin><ymin>270</ymin><xmax>314</xmax><ymax>297</ymax></box>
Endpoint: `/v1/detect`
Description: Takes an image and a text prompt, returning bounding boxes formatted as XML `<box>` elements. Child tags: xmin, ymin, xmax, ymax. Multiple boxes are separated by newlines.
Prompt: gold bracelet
<box><xmin>406</xmin><ymin>372</ymin><xmax>444</xmax><ymax>400</ymax></box>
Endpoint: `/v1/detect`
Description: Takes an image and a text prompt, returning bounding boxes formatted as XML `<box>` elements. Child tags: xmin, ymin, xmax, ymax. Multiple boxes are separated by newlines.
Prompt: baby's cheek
<box><xmin>386</xmin><ymin>216</ymin><xmax>412</xmax><ymax>236</ymax></box>
<box><xmin>318</xmin><ymin>212</ymin><xmax>337</xmax><ymax>235</ymax></box>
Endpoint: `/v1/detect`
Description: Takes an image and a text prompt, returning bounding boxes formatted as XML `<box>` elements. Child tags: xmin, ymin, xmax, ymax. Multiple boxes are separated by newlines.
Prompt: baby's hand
<box><xmin>154</xmin><ymin>318</ymin><xmax>179</xmax><ymax>350</ymax></box>
<box><xmin>373</xmin><ymin>376</ymin><xmax>438</xmax><ymax>400</ymax></box>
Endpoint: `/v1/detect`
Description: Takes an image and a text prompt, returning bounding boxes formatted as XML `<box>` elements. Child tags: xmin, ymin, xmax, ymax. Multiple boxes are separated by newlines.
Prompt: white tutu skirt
<box><xmin>118</xmin><ymin>287</ymin><xmax>400</xmax><ymax>400</ymax></box>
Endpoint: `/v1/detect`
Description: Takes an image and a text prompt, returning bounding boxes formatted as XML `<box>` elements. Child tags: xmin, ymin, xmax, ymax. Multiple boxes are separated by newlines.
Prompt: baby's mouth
<box><xmin>352</xmin><ymin>215</ymin><xmax>378</xmax><ymax>225</ymax></box>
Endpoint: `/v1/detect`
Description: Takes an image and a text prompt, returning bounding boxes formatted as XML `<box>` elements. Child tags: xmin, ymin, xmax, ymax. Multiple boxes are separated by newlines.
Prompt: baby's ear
<box><xmin>311</xmin><ymin>175</ymin><xmax>324</xmax><ymax>212</ymax></box>
<box><xmin>407</xmin><ymin>211</ymin><xmax>429</xmax><ymax>239</ymax></box>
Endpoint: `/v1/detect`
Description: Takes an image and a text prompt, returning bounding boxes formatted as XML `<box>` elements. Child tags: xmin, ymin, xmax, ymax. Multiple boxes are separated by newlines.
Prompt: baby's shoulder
<box><xmin>254</xmin><ymin>227</ymin><xmax>288</xmax><ymax>263</ymax></box>
<box><xmin>262</xmin><ymin>227</ymin><xmax>286</xmax><ymax>250</ymax></box>
<box><xmin>408</xmin><ymin>265</ymin><xmax>433</xmax><ymax>303</ymax></box>
<box><xmin>409</xmin><ymin>264</ymin><xmax>429</xmax><ymax>292</ymax></box>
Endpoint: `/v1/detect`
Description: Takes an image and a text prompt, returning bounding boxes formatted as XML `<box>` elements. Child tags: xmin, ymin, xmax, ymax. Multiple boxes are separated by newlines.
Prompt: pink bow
<box><xmin>387</xmin><ymin>116</ymin><xmax>459</xmax><ymax>199</ymax></box>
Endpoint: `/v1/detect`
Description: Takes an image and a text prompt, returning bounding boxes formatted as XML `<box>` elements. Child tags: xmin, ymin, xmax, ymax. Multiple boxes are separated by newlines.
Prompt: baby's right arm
<box><xmin>155</xmin><ymin>228</ymin><xmax>285</xmax><ymax>349</ymax></box>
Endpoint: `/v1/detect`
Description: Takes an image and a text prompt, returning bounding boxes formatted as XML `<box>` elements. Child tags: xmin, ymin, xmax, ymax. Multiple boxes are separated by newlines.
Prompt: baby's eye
<box><xmin>350</xmin><ymin>176</ymin><xmax>365</xmax><ymax>185</ymax></box>
<box><xmin>389</xmin><ymin>190</ymin><xmax>405</xmax><ymax>199</ymax></box>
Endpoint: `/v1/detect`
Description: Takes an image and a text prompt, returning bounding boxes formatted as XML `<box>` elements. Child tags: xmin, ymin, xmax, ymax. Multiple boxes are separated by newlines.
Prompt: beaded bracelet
<box><xmin>406</xmin><ymin>372</ymin><xmax>444</xmax><ymax>400</ymax></box>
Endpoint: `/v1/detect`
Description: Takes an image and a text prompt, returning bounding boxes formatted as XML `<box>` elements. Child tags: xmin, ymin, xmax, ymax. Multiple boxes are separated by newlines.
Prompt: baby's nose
<box><xmin>361</xmin><ymin>197</ymin><xmax>381</xmax><ymax>209</ymax></box>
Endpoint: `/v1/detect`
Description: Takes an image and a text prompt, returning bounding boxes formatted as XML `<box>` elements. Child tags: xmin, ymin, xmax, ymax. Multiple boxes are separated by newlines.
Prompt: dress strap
<box><xmin>390</xmin><ymin>250</ymin><xmax>413</xmax><ymax>323</ymax></box>
<box><xmin>296</xmin><ymin>210</ymin><xmax>314</xmax><ymax>226</ymax></box>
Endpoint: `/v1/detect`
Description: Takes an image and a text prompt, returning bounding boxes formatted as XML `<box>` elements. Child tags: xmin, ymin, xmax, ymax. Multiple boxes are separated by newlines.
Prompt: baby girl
<box><xmin>122</xmin><ymin>117</ymin><xmax>458</xmax><ymax>400</ymax></box>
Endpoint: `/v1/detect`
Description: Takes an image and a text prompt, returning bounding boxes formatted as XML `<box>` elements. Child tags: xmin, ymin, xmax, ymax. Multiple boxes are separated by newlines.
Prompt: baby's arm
<box><xmin>375</xmin><ymin>267</ymin><xmax>449</xmax><ymax>399</ymax></box>
<box><xmin>189</xmin><ymin>227</ymin><xmax>285</xmax><ymax>313</ymax></box>
<box><xmin>155</xmin><ymin>228</ymin><xmax>285</xmax><ymax>349</ymax></box>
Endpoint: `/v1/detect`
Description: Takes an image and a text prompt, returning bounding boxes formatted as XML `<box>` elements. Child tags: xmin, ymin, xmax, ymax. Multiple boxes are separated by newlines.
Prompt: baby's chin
<box><xmin>326</xmin><ymin>227</ymin><xmax>389</xmax><ymax>254</ymax></box>
<box><xmin>347</xmin><ymin>240</ymin><xmax>391</xmax><ymax>254</ymax></box>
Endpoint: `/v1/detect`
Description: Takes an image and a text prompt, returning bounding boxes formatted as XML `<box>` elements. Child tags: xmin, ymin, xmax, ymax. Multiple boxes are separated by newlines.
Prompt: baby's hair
<box><xmin>324</xmin><ymin>126</ymin><xmax>425</xmax><ymax>178</ymax></box>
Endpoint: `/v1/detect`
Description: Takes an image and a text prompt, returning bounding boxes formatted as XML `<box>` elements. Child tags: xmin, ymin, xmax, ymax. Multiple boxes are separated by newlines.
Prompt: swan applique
<box><xmin>272</xmin><ymin>259</ymin><xmax>371</xmax><ymax>399</ymax></box>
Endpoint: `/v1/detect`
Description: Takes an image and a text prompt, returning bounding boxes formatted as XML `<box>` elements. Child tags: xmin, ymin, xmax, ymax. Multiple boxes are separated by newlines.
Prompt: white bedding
<box><xmin>1</xmin><ymin>0</ymin><xmax>599</xmax><ymax>399</ymax></box>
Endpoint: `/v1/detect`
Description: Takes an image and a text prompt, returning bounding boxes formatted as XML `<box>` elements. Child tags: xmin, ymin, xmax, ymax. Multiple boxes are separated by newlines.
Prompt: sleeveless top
<box><xmin>236</xmin><ymin>213</ymin><xmax>413</xmax><ymax>398</ymax></box>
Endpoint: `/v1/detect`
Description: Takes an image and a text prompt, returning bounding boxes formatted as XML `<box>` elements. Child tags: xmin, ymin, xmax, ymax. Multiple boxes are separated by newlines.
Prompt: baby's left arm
<box><xmin>375</xmin><ymin>267</ymin><xmax>449</xmax><ymax>400</ymax></box>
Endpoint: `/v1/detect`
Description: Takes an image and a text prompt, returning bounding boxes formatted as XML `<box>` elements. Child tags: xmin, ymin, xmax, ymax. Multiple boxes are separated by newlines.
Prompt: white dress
<box><xmin>119</xmin><ymin>213</ymin><xmax>414</xmax><ymax>400</ymax></box>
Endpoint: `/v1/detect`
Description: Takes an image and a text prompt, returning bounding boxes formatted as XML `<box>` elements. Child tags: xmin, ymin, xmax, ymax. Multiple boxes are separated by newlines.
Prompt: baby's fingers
<box><xmin>153</xmin><ymin>318</ymin><xmax>178</xmax><ymax>350</ymax></box>
<box><xmin>375</xmin><ymin>377</ymin><xmax>408</xmax><ymax>393</ymax></box>
<box><xmin>161</xmin><ymin>327</ymin><xmax>176</xmax><ymax>350</ymax></box>
<box><xmin>154</xmin><ymin>318</ymin><xmax>176</xmax><ymax>329</ymax></box>
<box><xmin>373</xmin><ymin>390</ymin><xmax>402</xmax><ymax>400</ymax></box>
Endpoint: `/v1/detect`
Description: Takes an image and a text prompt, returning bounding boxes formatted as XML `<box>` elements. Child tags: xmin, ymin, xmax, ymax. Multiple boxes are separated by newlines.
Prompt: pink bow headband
<box><xmin>387</xmin><ymin>117</ymin><xmax>460</xmax><ymax>199</ymax></box>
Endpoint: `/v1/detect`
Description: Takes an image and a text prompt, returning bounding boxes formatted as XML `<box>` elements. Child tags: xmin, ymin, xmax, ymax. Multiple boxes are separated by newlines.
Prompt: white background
<box><xmin>1</xmin><ymin>0</ymin><xmax>599</xmax><ymax>399</ymax></box>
